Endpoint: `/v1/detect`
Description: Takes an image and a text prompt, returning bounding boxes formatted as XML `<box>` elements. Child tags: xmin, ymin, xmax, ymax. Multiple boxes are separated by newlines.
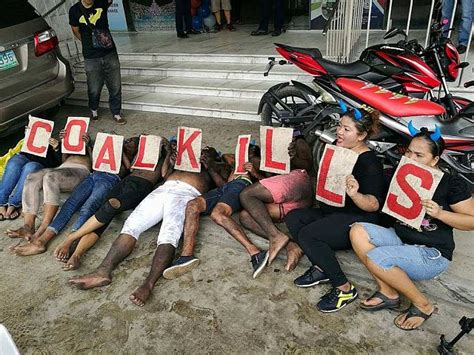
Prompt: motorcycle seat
<box><xmin>336</xmin><ymin>78</ymin><xmax>446</xmax><ymax>117</ymax></box>
<box><xmin>317</xmin><ymin>58</ymin><xmax>371</xmax><ymax>76</ymax></box>
<box><xmin>275</xmin><ymin>43</ymin><xmax>323</xmax><ymax>60</ymax></box>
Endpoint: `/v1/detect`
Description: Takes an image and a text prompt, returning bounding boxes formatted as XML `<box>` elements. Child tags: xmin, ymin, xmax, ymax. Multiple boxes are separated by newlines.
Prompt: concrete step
<box><xmin>67</xmin><ymin>89</ymin><xmax>260</xmax><ymax>121</ymax></box>
<box><xmin>73</xmin><ymin>60</ymin><xmax>311</xmax><ymax>82</ymax></box>
<box><xmin>73</xmin><ymin>74</ymin><xmax>277</xmax><ymax>99</ymax></box>
<box><xmin>118</xmin><ymin>52</ymin><xmax>283</xmax><ymax>64</ymax></box>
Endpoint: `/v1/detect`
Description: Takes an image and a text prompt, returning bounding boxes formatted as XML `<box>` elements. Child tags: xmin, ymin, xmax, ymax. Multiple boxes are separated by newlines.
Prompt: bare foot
<box><xmin>129</xmin><ymin>284</ymin><xmax>153</xmax><ymax>307</ymax></box>
<box><xmin>69</xmin><ymin>270</ymin><xmax>111</xmax><ymax>290</ymax></box>
<box><xmin>12</xmin><ymin>240</ymin><xmax>46</xmax><ymax>256</ymax></box>
<box><xmin>63</xmin><ymin>254</ymin><xmax>81</xmax><ymax>271</ymax></box>
<box><xmin>5</xmin><ymin>225</ymin><xmax>34</xmax><ymax>239</ymax></box>
<box><xmin>268</xmin><ymin>232</ymin><xmax>289</xmax><ymax>264</ymax></box>
<box><xmin>54</xmin><ymin>240</ymin><xmax>73</xmax><ymax>262</ymax></box>
<box><xmin>285</xmin><ymin>241</ymin><xmax>304</xmax><ymax>271</ymax></box>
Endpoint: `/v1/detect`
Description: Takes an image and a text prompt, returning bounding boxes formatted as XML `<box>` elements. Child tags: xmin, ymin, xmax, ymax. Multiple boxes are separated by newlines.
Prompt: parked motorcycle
<box><xmin>258</xmin><ymin>30</ymin><xmax>474</xmax><ymax>186</ymax></box>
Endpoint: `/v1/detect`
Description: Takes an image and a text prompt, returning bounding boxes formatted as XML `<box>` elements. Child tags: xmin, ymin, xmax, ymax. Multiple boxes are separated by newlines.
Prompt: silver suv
<box><xmin>0</xmin><ymin>0</ymin><xmax>74</xmax><ymax>137</ymax></box>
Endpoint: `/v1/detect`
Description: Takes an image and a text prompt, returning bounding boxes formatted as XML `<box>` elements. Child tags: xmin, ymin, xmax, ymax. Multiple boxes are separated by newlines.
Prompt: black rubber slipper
<box><xmin>394</xmin><ymin>303</ymin><xmax>437</xmax><ymax>331</ymax></box>
<box><xmin>360</xmin><ymin>290</ymin><xmax>400</xmax><ymax>311</ymax></box>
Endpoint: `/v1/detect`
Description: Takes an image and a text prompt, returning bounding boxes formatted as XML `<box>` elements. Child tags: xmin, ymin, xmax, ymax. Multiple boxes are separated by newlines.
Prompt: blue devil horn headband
<box><xmin>338</xmin><ymin>100</ymin><xmax>363</xmax><ymax>121</ymax></box>
<box><xmin>250</xmin><ymin>139</ymin><xmax>257</xmax><ymax>145</ymax></box>
<box><xmin>408</xmin><ymin>121</ymin><xmax>442</xmax><ymax>141</ymax></box>
<box><xmin>430</xmin><ymin>125</ymin><xmax>442</xmax><ymax>141</ymax></box>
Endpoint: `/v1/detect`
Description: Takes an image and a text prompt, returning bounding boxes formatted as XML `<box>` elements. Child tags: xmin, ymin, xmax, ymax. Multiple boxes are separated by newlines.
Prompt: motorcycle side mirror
<box><xmin>455</xmin><ymin>62</ymin><xmax>469</xmax><ymax>69</ymax></box>
<box><xmin>384</xmin><ymin>28</ymin><xmax>407</xmax><ymax>40</ymax></box>
<box><xmin>464</xmin><ymin>80</ymin><xmax>474</xmax><ymax>88</ymax></box>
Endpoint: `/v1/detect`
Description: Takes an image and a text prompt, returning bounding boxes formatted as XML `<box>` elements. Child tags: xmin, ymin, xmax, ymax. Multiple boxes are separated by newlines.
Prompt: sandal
<box><xmin>7</xmin><ymin>209</ymin><xmax>21</xmax><ymax>221</ymax></box>
<box><xmin>394</xmin><ymin>303</ymin><xmax>437</xmax><ymax>331</ymax></box>
<box><xmin>0</xmin><ymin>212</ymin><xmax>5</xmax><ymax>221</ymax></box>
<box><xmin>360</xmin><ymin>290</ymin><xmax>400</xmax><ymax>311</ymax></box>
<box><xmin>113</xmin><ymin>115</ymin><xmax>127</xmax><ymax>125</ymax></box>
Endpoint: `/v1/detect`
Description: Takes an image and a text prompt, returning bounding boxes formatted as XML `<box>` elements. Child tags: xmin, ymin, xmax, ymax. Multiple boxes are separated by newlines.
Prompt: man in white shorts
<box><xmin>69</xmin><ymin>143</ymin><xmax>231</xmax><ymax>307</ymax></box>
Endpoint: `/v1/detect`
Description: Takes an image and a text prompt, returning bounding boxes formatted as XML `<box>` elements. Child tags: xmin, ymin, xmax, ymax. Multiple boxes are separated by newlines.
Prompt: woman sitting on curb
<box><xmin>350</xmin><ymin>128</ymin><xmax>474</xmax><ymax>330</ymax></box>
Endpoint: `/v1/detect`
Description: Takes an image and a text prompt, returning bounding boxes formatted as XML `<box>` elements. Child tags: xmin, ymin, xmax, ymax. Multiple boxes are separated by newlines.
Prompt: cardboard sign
<box><xmin>259</xmin><ymin>126</ymin><xmax>293</xmax><ymax>174</ymax></box>
<box><xmin>316</xmin><ymin>145</ymin><xmax>359</xmax><ymax>207</ymax></box>
<box><xmin>61</xmin><ymin>117</ymin><xmax>90</xmax><ymax>155</ymax></box>
<box><xmin>92</xmin><ymin>133</ymin><xmax>124</xmax><ymax>174</ymax></box>
<box><xmin>21</xmin><ymin>116</ymin><xmax>54</xmax><ymax>158</ymax></box>
<box><xmin>234</xmin><ymin>135</ymin><xmax>251</xmax><ymax>174</ymax></box>
<box><xmin>382</xmin><ymin>156</ymin><xmax>444</xmax><ymax>229</ymax></box>
<box><xmin>131</xmin><ymin>135</ymin><xmax>162</xmax><ymax>171</ymax></box>
<box><xmin>175</xmin><ymin>127</ymin><xmax>202</xmax><ymax>173</ymax></box>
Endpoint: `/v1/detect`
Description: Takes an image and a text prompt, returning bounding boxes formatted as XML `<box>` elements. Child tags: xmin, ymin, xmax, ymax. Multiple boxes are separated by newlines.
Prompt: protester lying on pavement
<box><xmin>163</xmin><ymin>142</ymin><xmax>265</xmax><ymax>280</ymax></box>
<box><xmin>53</xmin><ymin>137</ymin><xmax>169</xmax><ymax>270</ymax></box>
<box><xmin>350</xmin><ymin>129</ymin><xmax>474</xmax><ymax>330</ymax></box>
<box><xmin>0</xmin><ymin>136</ymin><xmax>62</xmax><ymax>221</ymax></box>
<box><xmin>238</xmin><ymin>130</ymin><xmax>313</xmax><ymax>277</ymax></box>
<box><xmin>7</xmin><ymin>132</ymin><xmax>92</xmax><ymax>251</ymax></box>
<box><xmin>68</xmin><ymin>143</ymin><xmax>231</xmax><ymax>308</ymax></box>
<box><xmin>285</xmin><ymin>108</ymin><xmax>385</xmax><ymax>313</ymax></box>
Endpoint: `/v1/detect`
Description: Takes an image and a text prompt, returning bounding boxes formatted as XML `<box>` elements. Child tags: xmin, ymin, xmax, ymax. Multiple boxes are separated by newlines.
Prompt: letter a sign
<box><xmin>259</xmin><ymin>126</ymin><xmax>292</xmax><ymax>174</ymax></box>
<box><xmin>92</xmin><ymin>133</ymin><xmax>124</xmax><ymax>174</ymax></box>
<box><xmin>316</xmin><ymin>145</ymin><xmax>358</xmax><ymax>207</ymax></box>
<box><xmin>382</xmin><ymin>156</ymin><xmax>443</xmax><ymax>229</ymax></box>
<box><xmin>21</xmin><ymin>116</ymin><xmax>54</xmax><ymax>158</ymax></box>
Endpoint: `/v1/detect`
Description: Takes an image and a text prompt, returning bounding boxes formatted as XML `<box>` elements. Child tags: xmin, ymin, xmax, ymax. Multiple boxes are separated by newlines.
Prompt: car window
<box><xmin>0</xmin><ymin>0</ymin><xmax>40</xmax><ymax>29</ymax></box>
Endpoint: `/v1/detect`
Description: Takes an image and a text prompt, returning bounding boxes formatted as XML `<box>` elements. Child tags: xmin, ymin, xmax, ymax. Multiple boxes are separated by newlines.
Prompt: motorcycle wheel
<box><xmin>260</xmin><ymin>85</ymin><xmax>320</xmax><ymax>128</ymax></box>
<box><xmin>311</xmin><ymin>125</ymin><xmax>338</xmax><ymax>172</ymax></box>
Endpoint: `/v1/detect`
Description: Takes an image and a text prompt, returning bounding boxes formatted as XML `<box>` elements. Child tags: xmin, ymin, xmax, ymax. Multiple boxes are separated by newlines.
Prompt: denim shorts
<box><xmin>204</xmin><ymin>179</ymin><xmax>250</xmax><ymax>215</ymax></box>
<box><xmin>356</xmin><ymin>222</ymin><xmax>450</xmax><ymax>281</ymax></box>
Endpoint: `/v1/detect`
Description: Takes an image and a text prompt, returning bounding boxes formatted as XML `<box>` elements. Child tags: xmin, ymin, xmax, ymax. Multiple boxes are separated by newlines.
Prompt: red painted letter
<box><xmin>133</xmin><ymin>136</ymin><xmax>155</xmax><ymax>170</ymax></box>
<box><xmin>386</xmin><ymin>163</ymin><xmax>434</xmax><ymax>220</ymax></box>
<box><xmin>316</xmin><ymin>147</ymin><xmax>343</xmax><ymax>205</ymax></box>
<box><xmin>176</xmin><ymin>128</ymin><xmax>201</xmax><ymax>169</ymax></box>
<box><xmin>264</xmin><ymin>129</ymin><xmax>287</xmax><ymax>171</ymax></box>
<box><xmin>26</xmin><ymin>121</ymin><xmax>53</xmax><ymax>155</ymax></box>
<box><xmin>94</xmin><ymin>136</ymin><xmax>117</xmax><ymax>172</ymax></box>
<box><xmin>63</xmin><ymin>119</ymin><xmax>87</xmax><ymax>153</ymax></box>
<box><xmin>235</xmin><ymin>136</ymin><xmax>250</xmax><ymax>174</ymax></box>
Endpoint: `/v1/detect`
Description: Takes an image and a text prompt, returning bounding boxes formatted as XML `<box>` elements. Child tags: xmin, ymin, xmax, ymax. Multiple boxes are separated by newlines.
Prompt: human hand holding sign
<box><xmin>345</xmin><ymin>174</ymin><xmax>360</xmax><ymax>198</ymax></box>
<box><xmin>421</xmin><ymin>199</ymin><xmax>442</xmax><ymax>218</ymax></box>
<box><xmin>49</xmin><ymin>138</ymin><xmax>60</xmax><ymax>151</ymax></box>
<box><xmin>244</xmin><ymin>161</ymin><xmax>257</xmax><ymax>177</ymax></box>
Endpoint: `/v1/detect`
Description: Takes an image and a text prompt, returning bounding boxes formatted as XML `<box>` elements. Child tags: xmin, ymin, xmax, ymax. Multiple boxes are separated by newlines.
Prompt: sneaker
<box><xmin>294</xmin><ymin>266</ymin><xmax>330</xmax><ymax>288</ymax></box>
<box><xmin>227</xmin><ymin>24</ymin><xmax>236</xmax><ymax>31</ymax></box>
<box><xmin>317</xmin><ymin>284</ymin><xmax>358</xmax><ymax>313</ymax></box>
<box><xmin>163</xmin><ymin>256</ymin><xmax>200</xmax><ymax>280</ymax></box>
<box><xmin>90</xmin><ymin>110</ymin><xmax>98</xmax><ymax>121</ymax></box>
<box><xmin>457</xmin><ymin>44</ymin><xmax>467</xmax><ymax>54</ymax></box>
<box><xmin>251</xmin><ymin>250</ymin><xmax>269</xmax><ymax>279</ymax></box>
<box><xmin>177</xmin><ymin>33</ymin><xmax>188</xmax><ymax>39</ymax></box>
<box><xmin>113</xmin><ymin>114</ymin><xmax>127</xmax><ymax>125</ymax></box>
<box><xmin>250</xmin><ymin>29</ymin><xmax>268</xmax><ymax>36</ymax></box>
<box><xmin>213</xmin><ymin>24</ymin><xmax>221</xmax><ymax>32</ymax></box>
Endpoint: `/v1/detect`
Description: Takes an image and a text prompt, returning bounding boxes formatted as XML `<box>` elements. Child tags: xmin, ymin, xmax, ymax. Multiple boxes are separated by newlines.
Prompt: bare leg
<box><xmin>30</xmin><ymin>204</ymin><xmax>59</xmax><ymax>241</ymax></box>
<box><xmin>12</xmin><ymin>228</ymin><xmax>57</xmax><ymax>256</ymax></box>
<box><xmin>5</xmin><ymin>212</ymin><xmax>36</xmax><ymax>238</ymax></box>
<box><xmin>240</xmin><ymin>185</ymin><xmax>290</xmax><ymax>264</ymax></box>
<box><xmin>69</xmin><ymin>233</ymin><xmax>136</xmax><ymax>290</ymax></box>
<box><xmin>210</xmin><ymin>203</ymin><xmax>260</xmax><ymax>256</ymax></box>
<box><xmin>214</xmin><ymin>11</ymin><xmax>221</xmax><ymax>25</ymax></box>
<box><xmin>350</xmin><ymin>224</ymin><xmax>399</xmax><ymax>305</ymax></box>
<box><xmin>69</xmin><ymin>215</ymin><xmax>105</xmax><ymax>240</ymax></box>
<box><xmin>224</xmin><ymin>10</ymin><xmax>232</xmax><ymax>24</ymax></box>
<box><xmin>181</xmin><ymin>197</ymin><xmax>206</xmax><ymax>257</ymax></box>
<box><xmin>130</xmin><ymin>243</ymin><xmax>175</xmax><ymax>307</ymax></box>
<box><xmin>63</xmin><ymin>232</ymin><xmax>99</xmax><ymax>271</ymax></box>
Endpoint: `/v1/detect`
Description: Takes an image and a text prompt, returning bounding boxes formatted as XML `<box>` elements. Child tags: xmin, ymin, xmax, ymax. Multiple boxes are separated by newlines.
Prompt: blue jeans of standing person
<box><xmin>442</xmin><ymin>0</ymin><xmax>473</xmax><ymax>46</ymax></box>
<box><xmin>84</xmin><ymin>51</ymin><xmax>122</xmax><ymax>115</ymax></box>
<box><xmin>47</xmin><ymin>172</ymin><xmax>120</xmax><ymax>234</ymax></box>
<box><xmin>0</xmin><ymin>154</ymin><xmax>44</xmax><ymax>208</ymax></box>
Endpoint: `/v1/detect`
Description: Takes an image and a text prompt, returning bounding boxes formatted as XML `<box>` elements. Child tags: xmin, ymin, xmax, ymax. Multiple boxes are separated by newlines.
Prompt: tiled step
<box><xmin>118</xmin><ymin>52</ymin><xmax>283</xmax><ymax>64</ymax></box>
<box><xmin>73</xmin><ymin>74</ymin><xmax>277</xmax><ymax>99</ymax></box>
<box><xmin>73</xmin><ymin>60</ymin><xmax>311</xmax><ymax>82</ymax></box>
<box><xmin>67</xmin><ymin>89</ymin><xmax>261</xmax><ymax>121</ymax></box>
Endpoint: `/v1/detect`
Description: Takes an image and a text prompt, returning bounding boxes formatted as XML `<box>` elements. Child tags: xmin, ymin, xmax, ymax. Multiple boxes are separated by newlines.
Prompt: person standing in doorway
<box><xmin>251</xmin><ymin>0</ymin><xmax>285</xmax><ymax>37</ymax></box>
<box><xmin>69</xmin><ymin>0</ymin><xmax>126</xmax><ymax>125</ymax></box>
<box><xmin>212</xmin><ymin>0</ymin><xmax>236</xmax><ymax>31</ymax></box>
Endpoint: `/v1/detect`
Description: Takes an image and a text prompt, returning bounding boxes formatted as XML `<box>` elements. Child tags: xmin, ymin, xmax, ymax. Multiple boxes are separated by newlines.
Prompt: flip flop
<box><xmin>360</xmin><ymin>290</ymin><xmax>400</xmax><ymax>311</ymax></box>
<box><xmin>7</xmin><ymin>209</ymin><xmax>20</xmax><ymax>221</ymax></box>
<box><xmin>394</xmin><ymin>303</ymin><xmax>436</xmax><ymax>331</ymax></box>
<box><xmin>0</xmin><ymin>213</ymin><xmax>5</xmax><ymax>221</ymax></box>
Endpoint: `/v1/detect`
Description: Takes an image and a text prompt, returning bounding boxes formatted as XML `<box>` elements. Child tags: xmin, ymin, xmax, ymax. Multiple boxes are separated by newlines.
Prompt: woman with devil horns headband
<box><xmin>350</xmin><ymin>124</ymin><xmax>474</xmax><ymax>331</ymax></box>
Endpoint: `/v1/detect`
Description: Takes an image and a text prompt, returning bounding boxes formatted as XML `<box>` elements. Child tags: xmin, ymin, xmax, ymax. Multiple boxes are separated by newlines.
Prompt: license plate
<box><xmin>0</xmin><ymin>50</ymin><xmax>19</xmax><ymax>71</ymax></box>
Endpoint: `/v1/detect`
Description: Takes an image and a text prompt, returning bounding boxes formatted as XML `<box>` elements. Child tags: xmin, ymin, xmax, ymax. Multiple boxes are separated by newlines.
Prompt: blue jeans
<box><xmin>442</xmin><ymin>0</ymin><xmax>473</xmax><ymax>46</ymax></box>
<box><xmin>84</xmin><ymin>51</ymin><xmax>122</xmax><ymax>115</ymax></box>
<box><xmin>0</xmin><ymin>154</ymin><xmax>44</xmax><ymax>208</ymax></box>
<box><xmin>48</xmin><ymin>172</ymin><xmax>120</xmax><ymax>234</ymax></box>
<box><xmin>357</xmin><ymin>223</ymin><xmax>450</xmax><ymax>281</ymax></box>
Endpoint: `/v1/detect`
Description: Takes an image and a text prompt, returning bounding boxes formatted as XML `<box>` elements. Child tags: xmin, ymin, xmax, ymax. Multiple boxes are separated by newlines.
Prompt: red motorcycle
<box><xmin>258</xmin><ymin>27</ymin><xmax>474</xmax><ymax>186</ymax></box>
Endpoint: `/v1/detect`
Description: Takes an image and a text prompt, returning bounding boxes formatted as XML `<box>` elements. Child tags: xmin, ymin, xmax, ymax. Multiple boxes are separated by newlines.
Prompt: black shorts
<box><xmin>204</xmin><ymin>179</ymin><xmax>251</xmax><ymax>215</ymax></box>
<box><xmin>95</xmin><ymin>175</ymin><xmax>154</xmax><ymax>225</ymax></box>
